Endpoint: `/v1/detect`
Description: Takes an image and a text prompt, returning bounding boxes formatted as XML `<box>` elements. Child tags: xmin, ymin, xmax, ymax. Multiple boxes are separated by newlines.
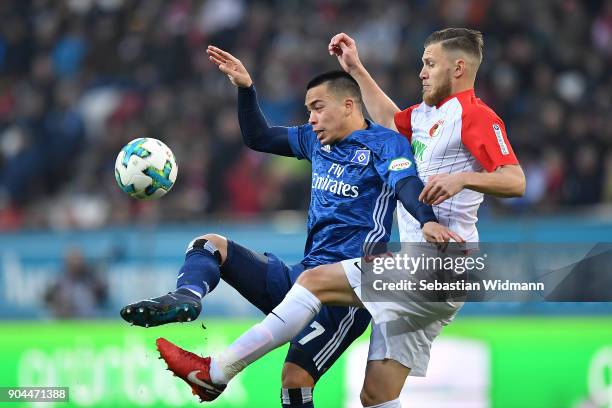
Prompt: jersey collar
<box><xmin>341</xmin><ymin>119</ymin><xmax>374</xmax><ymax>143</ymax></box>
<box><xmin>435</xmin><ymin>88</ymin><xmax>475</xmax><ymax>109</ymax></box>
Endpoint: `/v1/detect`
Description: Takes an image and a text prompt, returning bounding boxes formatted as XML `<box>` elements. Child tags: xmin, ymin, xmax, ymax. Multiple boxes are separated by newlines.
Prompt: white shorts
<box><xmin>341</xmin><ymin>257</ymin><xmax>463</xmax><ymax>376</ymax></box>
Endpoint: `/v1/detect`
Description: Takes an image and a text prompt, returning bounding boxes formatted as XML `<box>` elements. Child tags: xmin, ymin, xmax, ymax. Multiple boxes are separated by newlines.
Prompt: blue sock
<box><xmin>281</xmin><ymin>387</ymin><xmax>314</xmax><ymax>408</ymax></box>
<box><xmin>176</xmin><ymin>239</ymin><xmax>221</xmax><ymax>299</ymax></box>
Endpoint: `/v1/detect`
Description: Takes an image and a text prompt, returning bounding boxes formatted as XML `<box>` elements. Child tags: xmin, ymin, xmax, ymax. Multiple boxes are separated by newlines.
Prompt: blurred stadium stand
<box><xmin>0</xmin><ymin>0</ymin><xmax>611</xmax><ymax>230</ymax></box>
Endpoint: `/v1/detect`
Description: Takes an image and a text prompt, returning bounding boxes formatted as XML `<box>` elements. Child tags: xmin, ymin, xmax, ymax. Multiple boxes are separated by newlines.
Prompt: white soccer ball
<box><xmin>114</xmin><ymin>138</ymin><xmax>178</xmax><ymax>200</ymax></box>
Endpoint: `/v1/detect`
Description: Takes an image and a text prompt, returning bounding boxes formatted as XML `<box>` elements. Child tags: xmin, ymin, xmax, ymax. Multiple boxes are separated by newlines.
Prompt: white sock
<box><xmin>365</xmin><ymin>398</ymin><xmax>402</xmax><ymax>408</ymax></box>
<box><xmin>209</xmin><ymin>284</ymin><xmax>322</xmax><ymax>384</ymax></box>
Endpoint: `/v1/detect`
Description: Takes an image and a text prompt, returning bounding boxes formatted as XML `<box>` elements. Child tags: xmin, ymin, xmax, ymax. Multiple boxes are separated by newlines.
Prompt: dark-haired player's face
<box><xmin>305</xmin><ymin>84</ymin><xmax>348</xmax><ymax>145</ymax></box>
<box><xmin>420</xmin><ymin>43</ymin><xmax>453</xmax><ymax>106</ymax></box>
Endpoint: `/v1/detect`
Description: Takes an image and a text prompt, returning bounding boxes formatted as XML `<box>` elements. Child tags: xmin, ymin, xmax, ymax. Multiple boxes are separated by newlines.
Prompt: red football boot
<box><xmin>156</xmin><ymin>337</ymin><xmax>226</xmax><ymax>402</ymax></box>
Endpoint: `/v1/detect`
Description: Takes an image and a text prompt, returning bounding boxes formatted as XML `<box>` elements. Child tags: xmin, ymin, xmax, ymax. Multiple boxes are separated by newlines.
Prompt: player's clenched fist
<box><xmin>206</xmin><ymin>45</ymin><xmax>253</xmax><ymax>88</ymax></box>
<box><xmin>328</xmin><ymin>33</ymin><xmax>363</xmax><ymax>74</ymax></box>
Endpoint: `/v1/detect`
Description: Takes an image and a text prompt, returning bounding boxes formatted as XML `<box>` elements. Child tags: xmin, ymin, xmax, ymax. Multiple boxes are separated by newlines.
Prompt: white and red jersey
<box><xmin>394</xmin><ymin>89</ymin><xmax>519</xmax><ymax>242</ymax></box>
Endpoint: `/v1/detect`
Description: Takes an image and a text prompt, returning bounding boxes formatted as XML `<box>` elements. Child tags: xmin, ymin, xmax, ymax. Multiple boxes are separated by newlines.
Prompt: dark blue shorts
<box><xmin>220</xmin><ymin>240</ymin><xmax>371</xmax><ymax>381</ymax></box>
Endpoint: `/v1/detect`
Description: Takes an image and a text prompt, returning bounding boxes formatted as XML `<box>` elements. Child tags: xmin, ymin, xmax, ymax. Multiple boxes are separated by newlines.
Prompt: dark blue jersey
<box><xmin>288</xmin><ymin>120</ymin><xmax>417</xmax><ymax>267</ymax></box>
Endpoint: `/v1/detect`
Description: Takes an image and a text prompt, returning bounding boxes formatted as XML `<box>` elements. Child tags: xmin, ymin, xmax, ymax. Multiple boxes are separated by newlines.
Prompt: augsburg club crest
<box><xmin>429</xmin><ymin>119</ymin><xmax>445</xmax><ymax>137</ymax></box>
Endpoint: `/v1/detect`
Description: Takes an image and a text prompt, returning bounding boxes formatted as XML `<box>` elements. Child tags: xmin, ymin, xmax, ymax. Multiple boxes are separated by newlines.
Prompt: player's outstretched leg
<box><xmin>169</xmin><ymin>264</ymin><xmax>354</xmax><ymax>386</ymax></box>
<box><xmin>156</xmin><ymin>338</ymin><xmax>227</xmax><ymax>402</ymax></box>
<box><xmin>120</xmin><ymin>235</ymin><xmax>225</xmax><ymax>327</ymax></box>
<box><xmin>156</xmin><ymin>283</ymin><xmax>321</xmax><ymax>403</ymax></box>
<box><xmin>157</xmin><ymin>263</ymin><xmax>358</xmax><ymax>404</ymax></box>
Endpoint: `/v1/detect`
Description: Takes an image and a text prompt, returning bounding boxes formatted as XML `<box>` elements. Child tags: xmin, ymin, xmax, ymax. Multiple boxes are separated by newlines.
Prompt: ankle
<box><xmin>176</xmin><ymin>287</ymin><xmax>203</xmax><ymax>301</ymax></box>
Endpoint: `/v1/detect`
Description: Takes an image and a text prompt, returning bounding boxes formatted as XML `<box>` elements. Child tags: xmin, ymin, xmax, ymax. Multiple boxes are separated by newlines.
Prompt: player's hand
<box><xmin>206</xmin><ymin>45</ymin><xmax>253</xmax><ymax>88</ymax></box>
<box><xmin>422</xmin><ymin>222</ymin><xmax>464</xmax><ymax>245</ymax></box>
<box><xmin>419</xmin><ymin>173</ymin><xmax>466</xmax><ymax>205</ymax></box>
<box><xmin>328</xmin><ymin>33</ymin><xmax>363</xmax><ymax>74</ymax></box>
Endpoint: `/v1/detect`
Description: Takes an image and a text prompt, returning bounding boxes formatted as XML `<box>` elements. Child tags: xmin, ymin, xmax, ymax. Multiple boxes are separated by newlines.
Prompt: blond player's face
<box><xmin>420</xmin><ymin>43</ymin><xmax>453</xmax><ymax>106</ymax></box>
<box><xmin>305</xmin><ymin>84</ymin><xmax>347</xmax><ymax>145</ymax></box>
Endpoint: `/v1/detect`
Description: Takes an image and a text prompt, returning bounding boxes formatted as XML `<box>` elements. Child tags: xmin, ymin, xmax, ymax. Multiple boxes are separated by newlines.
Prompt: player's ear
<box><xmin>454</xmin><ymin>58</ymin><xmax>466</xmax><ymax>78</ymax></box>
<box><xmin>344</xmin><ymin>98</ymin><xmax>354</xmax><ymax>116</ymax></box>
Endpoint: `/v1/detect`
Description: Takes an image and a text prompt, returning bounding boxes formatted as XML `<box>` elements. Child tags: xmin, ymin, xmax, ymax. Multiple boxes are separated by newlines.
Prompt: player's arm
<box><xmin>329</xmin><ymin>33</ymin><xmax>400</xmax><ymax>130</ymax></box>
<box><xmin>419</xmin><ymin>165</ymin><xmax>526</xmax><ymax>206</ymax></box>
<box><xmin>395</xmin><ymin>176</ymin><xmax>464</xmax><ymax>243</ymax></box>
<box><xmin>207</xmin><ymin>45</ymin><xmax>293</xmax><ymax>157</ymax></box>
<box><xmin>236</xmin><ymin>85</ymin><xmax>294</xmax><ymax>156</ymax></box>
<box><xmin>462</xmin><ymin>164</ymin><xmax>525</xmax><ymax>196</ymax></box>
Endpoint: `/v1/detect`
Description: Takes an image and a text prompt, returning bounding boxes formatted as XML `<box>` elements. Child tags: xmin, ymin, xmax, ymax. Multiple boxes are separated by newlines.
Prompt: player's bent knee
<box><xmin>188</xmin><ymin>234</ymin><xmax>228</xmax><ymax>263</ymax></box>
<box><xmin>360</xmin><ymin>360</ymin><xmax>407</xmax><ymax>406</ymax></box>
<box><xmin>296</xmin><ymin>264</ymin><xmax>354</xmax><ymax>305</ymax></box>
<box><xmin>199</xmin><ymin>233</ymin><xmax>227</xmax><ymax>249</ymax></box>
<box><xmin>281</xmin><ymin>362</ymin><xmax>315</xmax><ymax>388</ymax></box>
<box><xmin>361</xmin><ymin>373</ymin><xmax>397</xmax><ymax>406</ymax></box>
<box><xmin>360</xmin><ymin>385</ymin><xmax>394</xmax><ymax>407</ymax></box>
<box><xmin>360</xmin><ymin>388</ymin><xmax>376</xmax><ymax>407</ymax></box>
<box><xmin>295</xmin><ymin>266</ymin><xmax>327</xmax><ymax>294</ymax></box>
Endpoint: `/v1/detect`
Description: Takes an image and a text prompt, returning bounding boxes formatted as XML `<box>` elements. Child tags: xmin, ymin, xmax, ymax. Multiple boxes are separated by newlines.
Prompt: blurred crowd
<box><xmin>44</xmin><ymin>247</ymin><xmax>108</xmax><ymax>318</ymax></box>
<box><xmin>0</xmin><ymin>0</ymin><xmax>611</xmax><ymax>230</ymax></box>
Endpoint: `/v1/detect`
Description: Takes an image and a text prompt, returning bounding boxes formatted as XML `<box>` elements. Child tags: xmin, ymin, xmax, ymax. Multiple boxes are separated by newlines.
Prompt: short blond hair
<box><xmin>425</xmin><ymin>28</ymin><xmax>484</xmax><ymax>64</ymax></box>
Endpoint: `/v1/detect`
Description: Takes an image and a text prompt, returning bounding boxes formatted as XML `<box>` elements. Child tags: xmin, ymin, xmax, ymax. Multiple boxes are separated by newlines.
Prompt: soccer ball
<box><xmin>114</xmin><ymin>138</ymin><xmax>178</xmax><ymax>199</ymax></box>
